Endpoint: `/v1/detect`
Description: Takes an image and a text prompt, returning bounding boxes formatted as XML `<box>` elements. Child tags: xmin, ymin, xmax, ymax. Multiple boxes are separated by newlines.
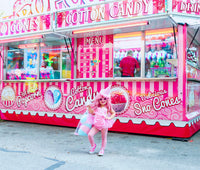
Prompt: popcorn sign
<box><xmin>1</xmin><ymin>86</ymin><xmax>15</xmax><ymax>107</ymax></box>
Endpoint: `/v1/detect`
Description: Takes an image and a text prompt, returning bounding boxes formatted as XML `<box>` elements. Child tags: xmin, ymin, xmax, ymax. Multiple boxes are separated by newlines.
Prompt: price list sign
<box><xmin>77</xmin><ymin>35</ymin><xmax>113</xmax><ymax>78</ymax></box>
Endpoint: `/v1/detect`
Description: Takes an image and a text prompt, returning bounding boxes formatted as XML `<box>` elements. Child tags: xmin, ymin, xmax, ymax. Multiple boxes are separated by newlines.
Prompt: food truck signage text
<box><xmin>132</xmin><ymin>90</ymin><xmax>182</xmax><ymax>116</ymax></box>
<box><xmin>54</xmin><ymin>0</ymin><xmax>114</xmax><ymax>10</ymax></box>
<box><xmin>172</xmin><ymin>0</ymin><xmax>200</xmax><ymax>14</ymax></box>
<box><xmin>1</xmin><ymin>83</ymin><xmax>183</xmax><ymax>121</ymax></box>
<box><xmin>56</xmin><ymin>0</ymin><xmax>165</xmax><ymax>28</ymax></box>
<box><xmin>133</xmin><ymin>96</ymin><xmax>181</xmax><ymax>115</ymax></box>
<box><xmin>85</xmin><ymin>36</ymin><xmax>104</xmax><ymax>45</ymax></box>
<box><xmin>16</xmin><ymin>89</ymin><xmax>42</xmax><ymax>108</ymax></box>
<box><xmin>0</xmin><ymin>14</ymin><xmax>51</xmax><ymax>37</ymax></box>
<box><xmin>77</xmin><ymin>35</ymin><xmax>113</xmax><ymax>78</ymax></box>
<box><xmin>0</xmin><ymin>0</ymin><xmax>113</xmax><ymax>20</ymax></box>
<box><xmin>66</xmin><ymin>86</ymin><xmax>97</xmax><ymax>112</ymax></box>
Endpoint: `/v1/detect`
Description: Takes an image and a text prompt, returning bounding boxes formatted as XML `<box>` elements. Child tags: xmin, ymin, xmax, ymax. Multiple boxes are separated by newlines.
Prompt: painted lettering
<box><xmin>180</xmin><ymin>2</ymin><xmax>200</xmax><ymax>13</ymax></box>
<box><xmin>0</xmin><ymin>23</ymin><xmax>8</xmax><ymax>35</ymax></box>
<box><xmin>70</xmin><ymin>86</ymin><xmax>90</xmax><ymax>96</ymax></box>
<box><xmin>109</xmin><ymin>0</ymin><xmax>150</xmax><ymax>18</ymax></box>
<box><xmin>16</xmin><ymin>90</ymin><xmax>42</xmax><ymax>107</ymax></box>
<box><xmin>137</xmin><ymin>90</ymin><xmax>167</xmax><ymax>101</ymax></box>
<box><xmin>118</xmin><ymin>3</ymin><xmax>126</xmax><ymax>16</ymax></box>
<box><xmin>133</xmin><ymin>103</ymin><xmax>142</xmax><ymax>115</ymax></box>
<box><xmin>109</xmin><ymin>5</ymin><xmax>119</xmax><ymax>18</ymax></box>
<box><xmin>85</xmin><ymin>36</ymin><xmax>104</xmax><ymax>45</ymax></box>
<box><xmin>153</xmin><ymin>96</ymin><xmax>181</xmax><ymax>111</ymax></box>
<box><xmin>126</xmin><ymin>2</ymin><xmax>134</xmax><ymax>15</ymax></box>
<box><xmin>15</xmin><ymin>0</ymin><xmax>50</xmax><ymax>17</ymax></box>
<box><xmin>143</xmin><ymin>0</ymin><xmax>149</xmax><ymax>13</ymax></box>
<box><xmin>0</xmin><ymin>15</ymin><xmax>48</xmax><ymax>36</ymax></box>
<box><xmin>90</xmin><ymin>9</ymin><xmax>99</xmax><ymax>21</ymax></box>
<box><xmin>72</xmin><ymin>12</ymin><xmax>78</xmax><ymax>24</ymax></box>
<box><xmin>66</xmin><ymin>87</ymin><xmax>97</xmax><ymax>111</ymax></box>
<box><xmin>133</xmin><ymin>102</ymin><xmax>151</xmax><ymax>115</ymax></box>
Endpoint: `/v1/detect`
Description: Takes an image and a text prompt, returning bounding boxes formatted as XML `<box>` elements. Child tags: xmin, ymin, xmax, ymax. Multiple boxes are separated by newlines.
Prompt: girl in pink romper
<box><xmin>87</xmin><ymin>86</ymin><xmax>116</xmax><ymax>156</ymax></box>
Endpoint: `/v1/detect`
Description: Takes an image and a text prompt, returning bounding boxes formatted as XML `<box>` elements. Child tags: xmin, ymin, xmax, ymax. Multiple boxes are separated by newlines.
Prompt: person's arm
<box><xmin>87</xmin><ymin>105</ymin><xmax>95</xmax><ymax>115</ymax></box>
<box><xmin>134</xmin><ymin>59</ymin><xmax>140</xmax><ymax>76</ymax></box>
<box><xmin>106</xmin><ymin>108</ymin><xmax>116</xmax><ymax>119</ymax></box>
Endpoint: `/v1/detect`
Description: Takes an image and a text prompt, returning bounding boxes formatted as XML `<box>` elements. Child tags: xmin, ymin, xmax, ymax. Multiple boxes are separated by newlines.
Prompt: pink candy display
<box><xmin>111</xmin><ymin>92</ymin><xmax>127</xmax><ymax>112</ymax></box>
<box><xmin>111</xmin><ymin>93</ymin><xmax>127</xmax><ymax>104</ymax></box>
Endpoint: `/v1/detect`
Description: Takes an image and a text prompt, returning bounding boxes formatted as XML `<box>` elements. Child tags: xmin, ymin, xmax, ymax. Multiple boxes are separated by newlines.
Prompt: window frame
<box><xmin>4</xmin><ymin>40</ymin><xmax>72</xmax><ymax>81</ymax></box>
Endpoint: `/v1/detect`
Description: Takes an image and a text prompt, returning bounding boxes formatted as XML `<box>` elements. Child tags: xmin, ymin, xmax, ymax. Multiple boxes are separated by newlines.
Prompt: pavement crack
<box><xmin>44</xmin><ymin>161</ymin><xmax>65</xmax><ymax>170</ymax></box>
<box><xmin>0</xmin><ymin>147</ymin><xmax>30</xmax><ymax>154</ymax></box>
<box><xmin>44</xmin><ymin>157</ymin><xmax>60</xmax><ymax>162</ymax></box>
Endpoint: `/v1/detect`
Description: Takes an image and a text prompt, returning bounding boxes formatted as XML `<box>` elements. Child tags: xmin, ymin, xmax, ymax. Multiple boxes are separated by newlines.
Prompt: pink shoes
<box><xmin>89</xmin><ymin>144</ymin><xmax>96</xmax><ymax>154</ymax></box>
<box><xmin>89</xmin><ymin>145</ymin><xmax>104</xmax><ymax>156</ymax></box>
<box><xmin>98</xmin><ymin>149</ymin><xmax>104</xmax><ymax>156</ymax></box>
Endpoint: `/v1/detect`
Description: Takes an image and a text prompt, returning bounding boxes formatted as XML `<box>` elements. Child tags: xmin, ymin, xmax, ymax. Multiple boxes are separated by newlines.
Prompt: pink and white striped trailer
<box><xmin>1</xmin><ymin>0</ymin><xmax>200</xmax><ymax>138</ymax></box>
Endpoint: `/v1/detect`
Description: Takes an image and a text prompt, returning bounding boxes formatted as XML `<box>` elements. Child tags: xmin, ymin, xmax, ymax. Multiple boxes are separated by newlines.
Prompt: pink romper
<box><xmin>93</xmin><ymin>107</ymin><xmax>115</xmax><ymax>130</ymax></box>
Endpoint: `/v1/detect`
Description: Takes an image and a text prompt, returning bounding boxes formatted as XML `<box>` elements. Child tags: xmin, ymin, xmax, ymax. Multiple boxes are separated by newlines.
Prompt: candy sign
<box><xmin>54</xmin><ymin>0</ymin><xmax>113</xmax><ymax>10</ymax></box>
<box><xmin>56</xmin><ymin>0</ymin><xmax>165</xmax><ymax>29</ymax></box>
<box><xmin>66</xmin><ymin>86</ymin><xmax>97</xmax><ymax>111</ymax></box>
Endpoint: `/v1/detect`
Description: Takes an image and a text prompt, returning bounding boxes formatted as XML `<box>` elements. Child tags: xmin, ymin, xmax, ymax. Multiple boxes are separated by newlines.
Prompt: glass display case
<box><xmin>5</xmin><ymin>36</ymin><xmax>72</xmax><ymax>80</ymax></box>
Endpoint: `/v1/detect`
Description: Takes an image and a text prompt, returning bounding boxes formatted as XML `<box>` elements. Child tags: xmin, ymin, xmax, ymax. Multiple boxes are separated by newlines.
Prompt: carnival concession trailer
<box><xmin>0</xmin><ymin>0</ymin><xmax>200</xmax><ymax>138</ymax></box>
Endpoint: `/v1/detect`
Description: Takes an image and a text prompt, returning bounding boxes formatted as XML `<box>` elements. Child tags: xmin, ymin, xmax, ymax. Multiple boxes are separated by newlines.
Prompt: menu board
<box><xmin>77</xmin><ymin>35</ymin><xmax>113</xmax><ymax>78</ymax></box>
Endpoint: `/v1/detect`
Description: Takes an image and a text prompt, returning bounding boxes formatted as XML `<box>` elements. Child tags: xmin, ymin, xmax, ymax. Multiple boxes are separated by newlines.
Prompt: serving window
<box><xmin>4</xmin><ymin>28</ymin><xmax>177</xmax><ymax>80</ymax></box>
<box><xmin>76</xmin><ymin>28</ymin><xmax>177</xmax><ymax>79</ymax></box>
<box><xmin>186</xmin><ymin>27</ymin><xmax>200</xmax><ymax>69</ymax></box>
<box><xmin>114</xmin><ymin>32</ymin><xmax>141</xmax><ymax>77</ymax></box>
<box><xmin>113</xmin><ymin>28</ymin><xmax>177</xmax><ymax>78</ymax></box>
<box><xmin>7</xmin><ymin>47</ymin><xmax>38</xmax><ymax>80</ymax></box>
<box><xmin>5</xmin><ymin>36</ymin><xmax>72</xmax><ymax>80</ymax></box>
<box><xmin>186</xmin><ymin>27</ymin><xmax>200</xmax><ymax>114</ymax></box>
<box><xmin>145</xmin><ymin>28</ymin><xmax>177</xmax><ymax>78</ymax></box>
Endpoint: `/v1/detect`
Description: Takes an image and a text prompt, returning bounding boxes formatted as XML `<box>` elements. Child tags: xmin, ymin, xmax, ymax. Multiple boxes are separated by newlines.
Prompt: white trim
<box><xmin>1</xmin><ymin>79</ymin><xmax>70</xmax><ymax>82</ymax></box>
<box><xmin>73</xmin><ymin>77</ymin><xmax>177</xmax><ymax>82</ymax></box>
<box><xmin>0</xmin><ymin>30</ymin><xmax>54</xmax><ymax>41</ymax></box>
<box><xmin>1</xmin><ymin>109</ymin><xmax>198</xmax><ymax>128</ymax></box>
<box><xmin>54</xmin><ymin>14</ymin><xmax>170</xmax><ymax>33</ymax></box>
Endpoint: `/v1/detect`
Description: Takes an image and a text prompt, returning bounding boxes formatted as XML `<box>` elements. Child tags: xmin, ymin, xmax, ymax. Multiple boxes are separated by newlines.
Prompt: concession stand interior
<box><xmin>1</xmin><ymin>0</ymin><xmax>200</xmax><ymax>138</ymax></box>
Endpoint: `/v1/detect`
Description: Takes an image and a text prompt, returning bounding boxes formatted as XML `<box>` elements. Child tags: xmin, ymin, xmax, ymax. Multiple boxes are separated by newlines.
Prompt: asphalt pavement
<box><xmin>0</xmin><ymin>120</ymin><xmax>200</xmax><ymax>170</ymax></box>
